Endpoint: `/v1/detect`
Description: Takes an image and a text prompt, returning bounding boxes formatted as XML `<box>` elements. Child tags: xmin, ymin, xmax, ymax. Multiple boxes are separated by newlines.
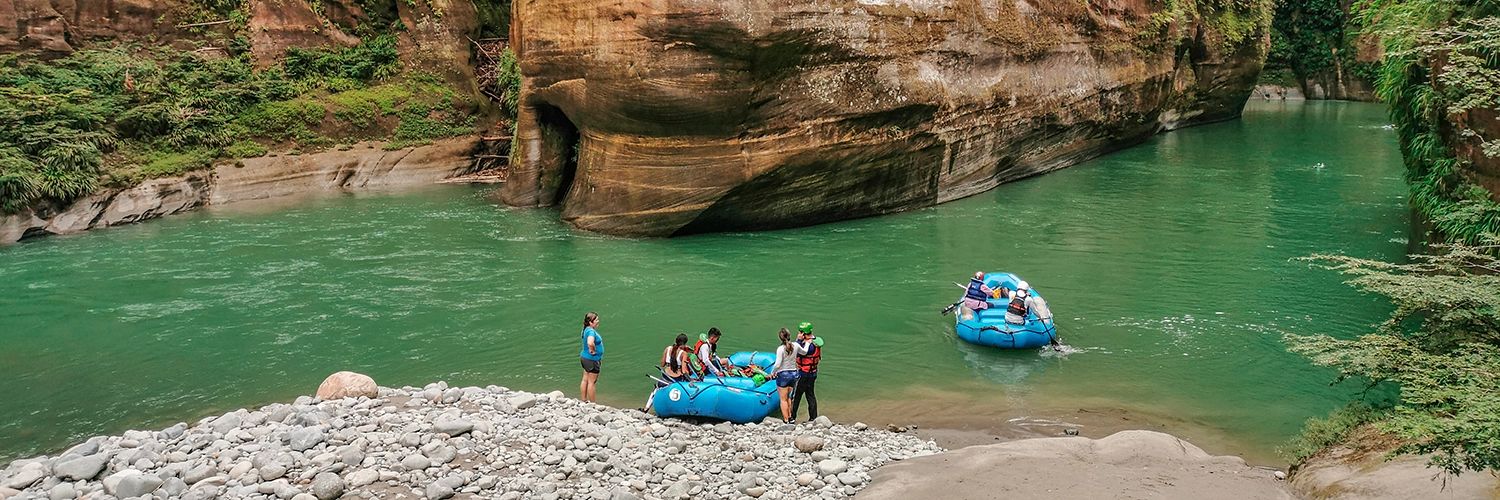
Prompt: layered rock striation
<box><xmin>503</xmin><ymin>0</ymin><xmax>1270</xmax><ymax>236</ymax></box>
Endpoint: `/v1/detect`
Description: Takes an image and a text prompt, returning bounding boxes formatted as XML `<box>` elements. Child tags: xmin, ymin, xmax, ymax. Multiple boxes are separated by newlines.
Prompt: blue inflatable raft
<box><xmin>650</xmin><ymin>351</ymin><xmax>779</xmax><ymax>423</ymax></box>
<box><xmin>955</xmin><ymin>272</ymin><xmax>1057</xmax><ymax>349</ymax></box>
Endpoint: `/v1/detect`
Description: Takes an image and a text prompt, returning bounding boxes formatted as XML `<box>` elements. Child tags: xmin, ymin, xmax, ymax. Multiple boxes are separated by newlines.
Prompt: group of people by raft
<box><xmin>574</xmin><ymin>312</ymin><xmax>825</xmax><ymax>424</ymax></box>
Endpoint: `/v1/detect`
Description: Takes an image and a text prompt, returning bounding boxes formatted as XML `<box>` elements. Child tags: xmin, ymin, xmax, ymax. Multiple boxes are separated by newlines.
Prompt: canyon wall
<box><xmin>502</xmin><ymin>0</ymin><xmax>1270</xmax><ymax>236</ymax></box>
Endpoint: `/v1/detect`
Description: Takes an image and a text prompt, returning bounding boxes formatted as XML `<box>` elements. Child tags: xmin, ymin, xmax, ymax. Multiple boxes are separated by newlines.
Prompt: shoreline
<box><xmin>0</xmin><ymin>379</ymin><xmax>939</xmax><ymax>500</ymax></box>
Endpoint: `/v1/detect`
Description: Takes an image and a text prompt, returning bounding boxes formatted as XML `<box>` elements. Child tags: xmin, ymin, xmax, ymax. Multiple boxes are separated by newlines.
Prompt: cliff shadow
<box><xmin>532</xmin><ymin>103</ymin><xmax>581</xmax><ymax>206</ymax></box>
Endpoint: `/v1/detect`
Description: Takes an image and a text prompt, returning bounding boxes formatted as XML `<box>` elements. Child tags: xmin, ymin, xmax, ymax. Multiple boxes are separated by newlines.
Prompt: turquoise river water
<box><xmin>0</xmin><ymin>101</ymin><xmax>1409</xmax><ymax>464</ymax></box>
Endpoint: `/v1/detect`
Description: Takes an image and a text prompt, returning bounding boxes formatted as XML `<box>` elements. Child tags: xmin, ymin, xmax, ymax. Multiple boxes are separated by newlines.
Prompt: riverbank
<box><xmin>0</xmin><ymin>377</ymin><xmax>939</xmax><ymax>500</ymax></box>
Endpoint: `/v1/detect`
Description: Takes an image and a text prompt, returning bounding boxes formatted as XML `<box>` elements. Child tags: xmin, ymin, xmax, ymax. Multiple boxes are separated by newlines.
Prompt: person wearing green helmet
<box><xmin>791</xmin><ymin>321</ymin><xmax>823</xmax><ymax>421</ymax></box>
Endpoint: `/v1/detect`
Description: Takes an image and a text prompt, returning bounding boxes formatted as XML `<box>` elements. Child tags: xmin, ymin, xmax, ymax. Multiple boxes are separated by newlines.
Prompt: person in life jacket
<box><xmin>642</xmin><ymin>333</ymin><xmax>693</xmax><ymax>413</ymax></box>
<box><xmin>693</xmin><ymin>327</ymin><xmax>732</xmax><ymax>378</ymax></box>
<box><xmin>1005</xmin><ymin>281</ymin><xmax>1035</xmax><ymax>325</ymax></box>
<box><xmin>791</xmin><ymin>322</ymin><xmax>823</xmax><ymax>421</ymax></box>
<box><xmin>963</xmin><ymin>271</ymin><xmax>997</xmax><ymax>311</ymax></box>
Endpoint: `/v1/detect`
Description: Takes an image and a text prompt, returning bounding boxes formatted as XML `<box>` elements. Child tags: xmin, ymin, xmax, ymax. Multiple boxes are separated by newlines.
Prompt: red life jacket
<box><xmin>797</xmin><ymin>342</ymin><xmax>821</xmax><ymax>373</ymax></box>
<box><xmin>692</xmin><ymin>339</ymin><xmax>714</xmax><ymax>372</ymax></box>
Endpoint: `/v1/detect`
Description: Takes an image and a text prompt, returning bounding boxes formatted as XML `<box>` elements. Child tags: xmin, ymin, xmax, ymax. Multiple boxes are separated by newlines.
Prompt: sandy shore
<box><xmin>857</xmin><ymin>430</ymin><xmax>1295</xmax><ymax>500</ymax></box>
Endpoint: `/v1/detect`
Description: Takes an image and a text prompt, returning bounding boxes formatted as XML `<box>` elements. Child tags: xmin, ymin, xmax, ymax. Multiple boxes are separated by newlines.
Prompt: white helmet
<box><xmin>1017</xmin><ymin>280</ymin><xmax>1030</xmax><ymax>291</ymax></box>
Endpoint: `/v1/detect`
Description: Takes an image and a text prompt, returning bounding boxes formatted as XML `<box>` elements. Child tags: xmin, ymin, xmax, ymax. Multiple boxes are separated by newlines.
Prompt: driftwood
<box><xmin>176</xmin><ymin>19</ymin><xmax>233</xmax><ymax>28</ymax></box>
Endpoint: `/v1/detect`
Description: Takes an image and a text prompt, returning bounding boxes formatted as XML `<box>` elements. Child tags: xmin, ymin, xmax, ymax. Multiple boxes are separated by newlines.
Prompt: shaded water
<box><xmin>0</xmin><ymin>101</ymin><xmax>1407</xmax><ymax>463</ymax></box>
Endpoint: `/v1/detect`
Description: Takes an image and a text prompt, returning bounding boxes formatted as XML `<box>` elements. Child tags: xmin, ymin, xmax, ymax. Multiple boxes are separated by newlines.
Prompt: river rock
<box><xmin>425</xmin><ymin>482</ymin><xmax>455</xmax><ymax>500</ymax></box>
<box><xmin>838</xmin><ymin>472</ymin><xmax>865</xmax><ymax>486</ymax></box>
<box><xmin>818</xmin><ymin>459</ymin><xmax>848</xmax><ymax>476</ymax></box>
<box><xmin>211</xmin><ymin>412</ymin><xmax>243</xmax><ymax>434</ymax></box>
<box><xmin>744</xmin><ymin>486</ymin><xmax>766</xmax><ymax>498</ymax></box>
<box><xmin>0</xmin><ymin>488</ymin><xmax>16</xmax><ymax>500</ymax></box>
<box><xmin>316</xmin><ymin>372</ymin><xmax>379</xmax><ymax>400</ymax></box>
<box><xmin>794</xmin><ymin>435</ymin><xmax>825</xmax><ymax>453</ymax></box>
<box><xmin>812</xmin><ymin>416</ymin><xmax>834</xmax><ymax>428</ymax></box>
<box><xmin>509</xmin><ymin>394</ymin><xmax>538</xmax><ymax>410</ymax></box>
<box><xmin>310</xmin><ymin>472</ymin><xmax>344</xmax><ymax>500</ymax></box>
<box><xmin>345</xmin><ymin>469</ymin><xmax>379</xmax><ymax>488</ymax></box>
<box><xmin>260</xmin><ymin>463</ymin><xmax>288</xmax><ymax>481</ymax></box>
<box><xmin>112</xmin><ymin>471</ymin><xmax>164</xmax><ymax>498</ymax></box>
<box><xmin>183</xmin><ymin>464</ymin><xmax>217</xmax><ymax>484</ymax></box>
<box><xmin>46</xmin><ymin>482</ymin><xmax>74</xmax><ymax>500</ymax></box>
<box><xmin>288</xmin><ymin>426</ymin><xmax>325</xmax><ymax>451</ymax></box>
<box><xmin>0</xmin><ymin>469</ymin><xmax>42</xmax><ymax>490</ymax></box>
<box><xmin>401</xmin><ymin>454</ymin><xmax>431</xmax><ymax>471</ymax></box>
<box><xmin>421</xmin><ymin>442</ymin><xmax>457</xmax><ymax>465</ymax></box>
<box><xmin>433</xmin><ymin>419</ymin><xmax>473</xmax><ymax>436</ymax></box>
<box><xmin>53</xmin><ymin>453</ymin><xmax>109</xmax><ymax>481</ymax></box>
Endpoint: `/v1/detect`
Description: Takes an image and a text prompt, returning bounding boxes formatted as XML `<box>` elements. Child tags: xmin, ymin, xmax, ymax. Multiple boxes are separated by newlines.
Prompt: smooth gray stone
<box><xmin>338</xmin><ymin>448</ymin><xmax>364</xmax><ymax>466</ymax></box>
<box><xmin>53</xmin><ymin>454</ymin><xmax>109</xmax><ymax>481</ymax></box>
<box><xmin>1</xmin><ymin>469</ymin><xmax>44</xmax><ymax>490</ymax></box>
<box><xmin>432</xmin><ymin>420</ymin><xmax>473</xmax><ymax>436</ymax></box>
<box><xmin>113</xmin><ymin>473</ymin><xmax>164</xmax><ymax>498</ymax></box>
<box><xmin>817</xmin><ymin>459</ymin><xmax>848</xmax><ymax>475</ymax></box>
<box><xmin>211</xmin><ymin>413</ymin><xmax>243</xmax><ymax>435</ymax></box>
<box><xmin>420</xmin><ymin>444</ymin><xmax>456</xmax><ymax>465</ymax></box>
<box><xmin>160</xmin><ymin>477</ymin><xmax>188</xmax><ymax>497</ymax></box>
<box><xmin>435</xmin><ymin>476</ymin><xmax>464</xmax><ymax>489</ymax></box>
<box><xmin>508</xmin><ymin>394</ymin><xmax>538</xmax><ymax>410</ymax></box>
<box><xmin>182</xmin><ymin>464</ymin><xmax>217</xmax><ymax>485</ymax></box>
<box><xmin>400</xmin><ymin>455</ymin><xmax>430</xmax><ymax>471</ymax></box>
<box><xmin>836</xmin><ymin>473</ymin><xmax>864</xmax><ymax>486</ymax></box>
<box><xmin>158</xmin><ymin>424</ymin><xmax>188</xmax><ymax>442</ymax></box>
<box><xmin>424</xmin><ymin>483</ymin><xmax>455</xmax><ymax>500</ymax></box>
<box><xmin>288</xmin><ymin>427</ymin><xmax>324</xmax><ymax>452</ymax></box>
<box><xmin>259</xmin><ymin>463</ymin><xmax>287</xmax><ymax>481</ymax></box>
<box><xmin>297</xmin><ymin>412</ymin><xmax>332</xmax><ymax>428</ymax></box>
<box><xmin>63</xmin><ymin>439</ymin><xmax>100</xmax><ymax>458</ymax></box>
<box><xmin>309</xmin><ymin>472</ymin><xmax>344</xmax><ymax>500</ymax></box>
<box><xmin>46</xmin><ymin>483</ymin><xmax>74</xmax><ymax>500</ymax></box>
<box><xmin>440</xmin><ymin>388</ymin><xmax>462</xmax><ymax>404</ymax></box>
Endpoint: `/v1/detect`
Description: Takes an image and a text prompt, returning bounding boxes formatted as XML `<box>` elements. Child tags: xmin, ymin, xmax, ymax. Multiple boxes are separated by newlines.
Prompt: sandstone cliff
<box><xmin>502</xmin><ymin>0</ymin><xmax>1270</xmax><ymax>236</ymax></box>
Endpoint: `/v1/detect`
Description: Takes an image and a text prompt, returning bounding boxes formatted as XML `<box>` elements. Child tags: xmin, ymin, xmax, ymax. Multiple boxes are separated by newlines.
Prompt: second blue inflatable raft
<box><xmin>956</xmin><ymin>272</ymin><xmax>1057</xmax><ymax>349</ymax></box>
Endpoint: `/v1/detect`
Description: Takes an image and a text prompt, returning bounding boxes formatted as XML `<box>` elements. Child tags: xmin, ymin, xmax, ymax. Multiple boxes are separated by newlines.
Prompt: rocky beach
<box><xmin>0</xmin><ymin>374</ymin><xmax>938</xmax><ymax>500</ymax></box>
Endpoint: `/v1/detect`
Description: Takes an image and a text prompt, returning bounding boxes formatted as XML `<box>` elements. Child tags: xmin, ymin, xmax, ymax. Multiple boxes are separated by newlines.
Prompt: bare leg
<box><xmin>786</xmin><ymin>384</ymin><xmax>798</xmax><ymax>420</ymax></box>
<box><xmin>580</xmin><ymin>372</ymin><xmax>589</xmax><ymax>401</ymax></box>
<box><xmin>584</xmin><ymin>372</ymin><xmax>599</xmax><ymax>402</ymax></box>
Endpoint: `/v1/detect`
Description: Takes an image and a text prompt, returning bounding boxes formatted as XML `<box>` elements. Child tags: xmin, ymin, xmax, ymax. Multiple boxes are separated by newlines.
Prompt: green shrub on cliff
<box><xmin>1286</xmin><ymin>237</ymin><xmax>1500</xmax><ymax>474</ymax></box>
<box><xmin>1352</xmin><ymin>0</ymin><xmax>1500</xmax><ymax>244</ymax></box>
<box><xmin>0</xmin><ymin>33</ymin><xmax>476</xmax><ymax>214</ymax></box>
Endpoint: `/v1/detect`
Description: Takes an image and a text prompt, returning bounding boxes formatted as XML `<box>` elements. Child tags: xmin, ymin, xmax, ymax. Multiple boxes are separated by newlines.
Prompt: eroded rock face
<box><xmin>503</xmin><ymin>0</ymin><xmax>1269</xmax><ymax>236</ymax></box>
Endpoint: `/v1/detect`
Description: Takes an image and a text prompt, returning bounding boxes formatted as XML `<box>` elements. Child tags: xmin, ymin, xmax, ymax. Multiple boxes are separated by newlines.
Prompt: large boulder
<box><xmin>502</xmin><ymin>0</ymin><xmax>1270</xmax><ymax>236</ymax></box>
<box><xmin>316</xmin><ymin>371</ymin><xmax>378</xmax><ymax>400</ymax></box>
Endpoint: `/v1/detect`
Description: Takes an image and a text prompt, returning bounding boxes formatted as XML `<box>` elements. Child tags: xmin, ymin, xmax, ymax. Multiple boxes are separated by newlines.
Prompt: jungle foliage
<box><xmin>1352</xmin><ymin>0</ymin><xmax>1500</xmax><ymax>243</ymax></box>
<box><xmin>0</xmin><ymin>35</ymin><xmax>475</xmax><ymax>214</ymax></box>
<box><xmin>1286</xmin><ymin>237</ymin><xmax>1500</xmax><ymax>474</ymax></box>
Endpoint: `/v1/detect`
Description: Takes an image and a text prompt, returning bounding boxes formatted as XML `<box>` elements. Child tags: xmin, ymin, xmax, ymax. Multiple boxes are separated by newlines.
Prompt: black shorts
<box><xmin>581</xmin><ymin>357</ymin><xmax>601</xmax><ymax>374</ymax></box>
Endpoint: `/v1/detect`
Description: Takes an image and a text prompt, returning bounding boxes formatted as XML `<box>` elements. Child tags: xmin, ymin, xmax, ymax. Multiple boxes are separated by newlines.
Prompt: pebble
<box><xmin>0</xmin><ymin>380</ymin><xmax>942</xmax><ymax>500</ymax></box>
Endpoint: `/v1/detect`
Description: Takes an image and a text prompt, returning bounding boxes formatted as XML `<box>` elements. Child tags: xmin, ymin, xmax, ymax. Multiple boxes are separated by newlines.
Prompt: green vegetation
<box><xmin>1279</xmin><ymin>401</ymin><xmax>1386</xmax><ymax>464</ymax></box>
<box><xmin>1285</xmin><ymin>237</ymin><xmax>1500</xmax><ymax>474</ymax></box>
<box><xmin>1137</xmin><ymin>0</ymin><xmax>1274</xmax><ymax>55</ymax></box>
<box><xmin>1352</xmin><ymin>0</ymin><xmax>1500</xmax><ymax>244</ymax></box>
<box><xmin>0</xmin><ymin>34</ymin><xmax>476</xmax><ymax>214</ymax></box>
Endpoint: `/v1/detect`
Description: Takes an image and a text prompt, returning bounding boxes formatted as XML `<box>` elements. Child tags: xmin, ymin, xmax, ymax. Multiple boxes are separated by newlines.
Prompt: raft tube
<box><xmin>650</xmin><ymin>352</ymin><xmax>779</xmax><ymax>423</ymax></box>
<box><xmin>726</xmin><ymin>351</ymin><xmax>775</xmax><ymax>369</ymax></box>
<box><xmin>956</xmin><ymin>272</ymin><xmax>1057</xmax><ymax>349</ymax></box>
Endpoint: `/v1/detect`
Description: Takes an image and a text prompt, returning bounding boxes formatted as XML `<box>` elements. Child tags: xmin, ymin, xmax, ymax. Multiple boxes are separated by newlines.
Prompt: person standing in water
<box><xmin>791</xmin><ymin>322</ymin><xmax>822</xmax><ymax>421</ymax></box>
<box><xmin>773</xmin><ymin>328</ymin><xmax>807</xmax><ymax>423</ymax></box>
<box><xmin>579</xmin><ymin>312</ymin><xmax>603</xmax><ymax>403</ymax></box>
